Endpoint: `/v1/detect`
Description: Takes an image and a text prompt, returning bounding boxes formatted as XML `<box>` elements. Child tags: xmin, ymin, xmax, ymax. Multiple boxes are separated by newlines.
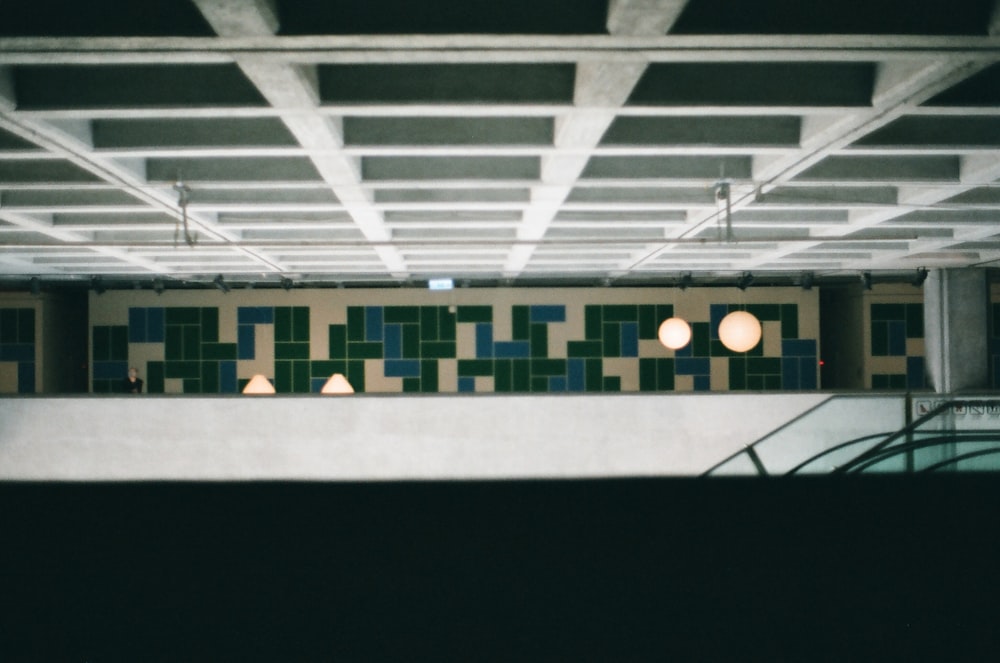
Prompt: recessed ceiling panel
<box><xmin>344</xmin><ymin>117</ymin><xmax>553</xmax><ymax>146</ymax></box>
<box><xmin>0</xmin><ymin>0</ymin><xmax>214</xmax><ymax>36</ymax></box>
<box><xmin>363</xmin><ymin>156</ymin><xmax>540</xmax><ymax>181</ymax></box>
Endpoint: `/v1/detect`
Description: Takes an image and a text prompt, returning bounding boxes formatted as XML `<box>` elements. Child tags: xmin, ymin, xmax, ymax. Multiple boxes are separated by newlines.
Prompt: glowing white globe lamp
<box><xmin>718</xmin><ymin>311</ymin><xmax>762</xmax><ymax>353</ymax></box>
<box><xmin>321</xmin><ymin>373</ymin><xmax>355</xmax><ymax>394</ymax></box>
<box><xmin>657</xmin><ymin>317</ymin><xmax>692</xmax><ymax>350</ymax></box>
<box><xmin>242</xmin><ymin>374</ymin><xmax>276</xmax><ymax>394</ymax></box>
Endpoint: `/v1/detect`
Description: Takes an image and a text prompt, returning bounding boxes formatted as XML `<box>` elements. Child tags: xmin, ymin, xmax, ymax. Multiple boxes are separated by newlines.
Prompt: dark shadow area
<box><xmin>1</xmin><ymin>476</ymin><xmax>998</xmax><ymax>660</ymax></box>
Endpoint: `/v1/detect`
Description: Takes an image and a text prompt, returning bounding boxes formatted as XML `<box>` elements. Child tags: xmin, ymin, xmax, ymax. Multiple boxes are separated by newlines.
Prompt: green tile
<box><xmin>872</xmin><ymin>374</ymin><xmax>889</xmax><ymax>389</ymax></box>
<box><xmin>458</xmin><ymin>359</ymin><xmax>493</xmax><ymax>376</ymax></box>
<box><xmin>275</xmin><ymin>307</ymin><xmax>292</xmax><ymax>343</ymax></box>
<box><xmin>710</xmin><ymin>340</ymin><xmax>736</xmax><ymax>358</ymax></box>
<box><xmin>585</xmin><ymin>306</ymin><xmax>602</xmax><ymax>340</ymax></box>
<box><xmin>403</xmin><ymin>377</ymin><xmax>421</xmax><ymax>393</ymax></box>
<box><xmin>656</xmin><ymin>305</ymin><xmax>674</xmax><ymax>327</ymax></box>
<box><xmin>0</xmin><ymin>309</ymin><xmax>17</xmax><ymax>343</ymax></box>
<box><xmin>110</xmin><ymin>326</ymin><xmax>128</xmax><ymax>361</ymax></box>
<box><xmin>202</xmin><ymin>361</ymin><xmax>219</xmax><ymax>393</ymax></box>
<box><xmin>531</xmin><ymin>359</ymin><xmax>566</xmax><ymax>376</ymax></box>
<box><xmin>530</xmin><ymin>323</ymin><xmax>548</xmax><ymax>358</ymax></box>
<box><xmin>747</xmin><ymin>374</ymin><xmax>764</xmax><ymax>390</ymax></box>
<box><xmin>906</xmin><ymin>304</ymin><xmax>924</xmax><ymax>338</ymax></box>
<box><xmin>93</xmin><ymin>326</ymin><xmax>110</xmax><ymax>361</ymax></box>
<box><xmin>494</xmin><ymin>359</ymin><xmax>512</xmax><ymax>392</ymax></box>
<box><xmin>603</xmin><ymin>323</ymin><xmax>620</xmax><ymax>358</ymax></box>
<box><xmin>456</xmin><ymin>306</ymin><xmax>492</xmax><ymax>323</ymax></box>
<box><xmin>183</xmin><ymin>378</ymin><xmax>201</xmax><ymax>394</ymax></box>
<box><xmin>638</xmin><ymin>305</ymin><xmax>657</xmax><ymax>339</ymax></box>
<box><xmin>165</xmin><ymin>361</ymin><xmax>200</xmax><ymax>379</ymax></box>
<box><xmin>311</xmin><ymin>360</ymin><xmax>347</xmax><ymax>377</ymax></box>
<box><xmin>889</xmin><ymin>374</ymin><xmax>907</xmax><ymax>389</ymax></box>
<box><xmin>237</xmin><ymin>378</ymin><xmax>250</xmax><ymax>392</ymax></box>
<box><xmin>781</xmin><ymin>304</ymin><xmax>798</xmax><ymax>339</ymax></box>
<box><xmin>585</xmin><ymin>358</ymin><xmax>603</xmax><ymax>392</ymax></box>
<box><xmin>292</xmin><ymin>307</ymin><xmax>310</xmax><ymax>342</ymax></box>
<box><xmin>293</xmin><ymin>360</ymin><xmax>310</xmax><ymax>393</ymax></box>
<box><xmin>692</xmin><ymin>322</ymin><xmax>710</xmax><ymax>357</ymax></box>
<box><xmin>385</xmin><ymin>306</ymin><xmax>419</xmax><ymax>323</ymax></box>
<box><xmin>764</xmin><ymin>375</ymin><xmax>782</xmax><ymax>390</ymax></box>
<box><xmin>164</xmin><ymin>325</ymin><xmax>182</xmax><ymax>361</ymax></box>
<box><xmin>529</xmin><ymin>377</ymin><xmax>547</xmax><ymax>392</ymax></box>
<box><xmin>402</xmin><ymin>323</ymin><xmax>420</xmax><ymax>359</ymax></box>
<box><xmin>656</xmin><ymin>358</ymin><xmax>674</xmax><ymax>391</ymax></box>
<box><xmin>747</xmin><ymin>304</ymin><xmax>780</xmax><ymax>321</ymax></box>
<box><xmin>165</xmin><ymin>307</ymin><xmax>199</xmax><ymax>325</ymax></box>
<box><xmin>567</xmin><ymin>341</ymin><xmax>603</xmax><ymax>358</ymax></box>
<box><xmin>183</xmin><ymin>326</ymin><xmax>200</xmax><ymax>360</ymax></box>
<box><xmin>439</xmin><ymin>308</ymin><xmax>456</xmax><ymax>341</ymax></box>
<box><xmin>639</xmin><ymin>358</ymin><xmax>656</xmax><ymax>391</ymax></box>
<box><xmin>729</xmin><ymin>357</ymin><xmax>746</xmax><ymax>390</ymax></box>
<box><xmin>746</xmin><ymin>339</ymin><xmax>764</xmax><ymax>357</ymax></box>
<box><xmin>512</xmin><ymin>359</ymin><xmax>530</xmax><ymax>391</ymax></box>
<box><xmin>421</xmin><ymin>360</ymin><xmax>438</xmax><ymax>392</ymax></box>
<box><xmin>871</xmin><ymin>322</ymin><xmax>888</xmax><ymax>356</ymax></box>
<box><xmin>17</xmin><ymin>309</ymin><xmax>34</xmax><ymax>343</ymax></box>
<box><xmin>276</xmin><ymin>342</ymin><xmax>310</xmax><ymax>360</ymax></box>
<box><xmin>872</xmin><ymin>303</ymin><xmax>905</xmax><ymax>321</ymax></box>
<box><xmin>147</xmin><ymin>361</ymin><xmax>165</xmax><ymax>393</ymax></box>
<box><xmin>329</xmin><ymin>325</ymin><xmax>347</xmax><ymax>358</ymax></box>
<box><xmin>421</xmin><ymin>341</ymin><xmax>456</xmax><ymax>359</ymax></box>
<box><xmin>508</xmin><ymin>305</ymin><xmax>529</xmax><ymax>341</ymax></box>
<box><xmin>747</xmin><ymin>357</ymin><xmax>781</xmax><ymax>374</ymax></box>
<box><xmin>347</xmin><ymin>360</ymin><xmax>365</xmax><ymax>392</ymax></box>
<box><xmin>420</xmin><ymin>306</ymin><xmax>439</xmax><ymax>341</ymax></box>
<box><xmin>603</xmin><ymin>304</ymin><xmax>637</xmax><ymax>323</ymax></box>
<box><xmin>603</xmin><ymin>376</ymin><xmax>621</xmax><ymax>392</ymax></box>
<box><xmin>348</xmin><ymin>342</ymin><xmax>382</xmax><ymax>359</ymax></box>
<box><xmin>201</xmin><ymin>308</ymin><xmax>219</xmax><ymax>343</ymax></box>
<box><xmin>274</xmin><ymin>360</ymin><xmax>292</xmax><ymax>392</ymax></box>
<box><xmin>202</xmin><ymin>342</ymin><xmax>237</xmax><ymax>361</ymax></box>
<box><xmin>347</xmin><ymin>307</ymin><xmax>365</xmax><ymax>342</ymax></box>
<box><xmin>92</xmin><ymin>379</ymin><xmax>112</xmax><ymax>393</ymax></box>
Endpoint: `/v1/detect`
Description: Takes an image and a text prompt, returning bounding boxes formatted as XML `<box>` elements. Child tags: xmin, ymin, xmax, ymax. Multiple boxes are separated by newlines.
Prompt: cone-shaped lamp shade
<box><xmin>718</xmin><ymin>311</ymin><xmax>762</xmax><ymax>352</ymax></box>
<box><xmin>242</xmin><ymin>374</ymin><xmax>276</xmax><ymax>394</ymax></box>
<box><xmin>321</xmin><ymin>373</ymin><xmax>354</xmax><ymax>394</ymax></box>
<box><xmin>657</xmin><ymin>317</ymin><xmax>692</xmax><ymax>350</ymax></box>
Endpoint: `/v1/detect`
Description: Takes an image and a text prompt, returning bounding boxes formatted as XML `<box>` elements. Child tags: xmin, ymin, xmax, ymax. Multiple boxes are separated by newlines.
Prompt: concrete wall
<box><xmin>0</xmin><ymin>392</ymin><xmax>831</xmax><ymax>480</ymax></box>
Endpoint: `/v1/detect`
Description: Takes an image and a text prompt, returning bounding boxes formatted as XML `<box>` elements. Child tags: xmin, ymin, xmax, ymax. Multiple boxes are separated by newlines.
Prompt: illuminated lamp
<box><xmin>718</xmin><ymin>311</ymin><xmax>762</xmax><ymax>353</ymax></box>
<box><xmin>242</xmin><ymin>374</ymin><xmax>275</xmax><ymax>394</ymax></box>
<box><xmin>321</xmin><ymin>373</ymin><xmax>354</xmax><ymax>395</ymax></box>
<box><xmin>657</xmin><ymin>317</ymin><xmax>692</xmax><ymax>350</ymax></box>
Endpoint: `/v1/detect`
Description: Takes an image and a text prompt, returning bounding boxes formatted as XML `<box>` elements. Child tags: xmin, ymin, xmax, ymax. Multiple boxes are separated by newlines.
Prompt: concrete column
<box><xmin>924</xmin><ymin>268</ymin><xmax>990</xmax><ymax>393</ymax></box>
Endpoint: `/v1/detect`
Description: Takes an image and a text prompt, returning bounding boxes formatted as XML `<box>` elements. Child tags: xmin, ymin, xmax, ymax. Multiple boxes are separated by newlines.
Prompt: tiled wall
<box><xmin>863</xmin><ymin>285</ymin><xmax>926</xmax><ymax>390</ymax></box>
<box><xmin>992</xmin><ymin>284</ymin><xmax>1000</xmax><ymax>389</ymax></box>
<box><xmin>0</xmin><ymin>307</ymin><xmax>36</xmax><ymax>394</ymax></box>
<box><xmin>89</xmin><ymin>288</ymin><xmax>820</xmax><ymax>394</ymax></box>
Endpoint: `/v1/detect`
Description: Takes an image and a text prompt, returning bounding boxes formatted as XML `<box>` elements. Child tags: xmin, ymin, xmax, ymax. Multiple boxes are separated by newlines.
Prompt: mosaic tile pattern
<box><xmin>870</xmin><ymin>303</ymin><xmax>926</xmax><ymax>389</ymax></box>
<box><xmin>0</xmin><ymin>308</ymin><xmax>36</xmax><ymax>393</ymax></box>
<box><xmin>97</xmin><ymin>300</ymin><xmax>819</xmax><ymax>393</ymax></box>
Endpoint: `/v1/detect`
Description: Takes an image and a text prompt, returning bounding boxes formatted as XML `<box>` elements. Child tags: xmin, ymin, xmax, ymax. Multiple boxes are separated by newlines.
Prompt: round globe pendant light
<box><xmin>718</xmin><ymin>311</ymin><xmax>762</xmax><ymax>352</ymax></box>
<box><xmin>658</xmin><ymin>317</ymin><xmax>692</xmax><ymax>350</ymax></box>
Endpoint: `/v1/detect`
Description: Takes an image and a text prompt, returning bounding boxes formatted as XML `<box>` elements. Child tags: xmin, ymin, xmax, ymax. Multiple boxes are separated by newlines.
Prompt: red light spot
<box><xmin>819</xmin><ymin>360</ymin><xmax>825</xmax><ymax>366</ymax></box>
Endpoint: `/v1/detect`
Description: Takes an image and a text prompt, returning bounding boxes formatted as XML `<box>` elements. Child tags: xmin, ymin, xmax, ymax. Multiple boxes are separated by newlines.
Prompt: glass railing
<box><xmin>705</xmin><ymin>394</ymin><xmax>907</xmax><ymax>476</ymax></box>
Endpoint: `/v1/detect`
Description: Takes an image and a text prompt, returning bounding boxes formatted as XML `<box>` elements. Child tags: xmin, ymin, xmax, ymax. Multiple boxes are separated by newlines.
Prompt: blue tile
<box><xmin>93</xmin><ymin>360</ymin><xmax>128</xmax><ymax>380</ymax></box>
<box><xmin>906</xmin><ymin>356</ymin><xmax>925</xmax><ymax>389</ymax></box>
<box><xmin>995</xmin><ymin>356</ymin><xmax>1000</xmax><ymax>389</ymax></box>
<box><xmin>782</xmin><ymin>357</ymin><xmax>800</xmax><ymax>389</ymax></box>
<box><xmin>128</xmin><ymin>307</ymin><xmax>146</xmax><ymax>343</ymax></box>
<box><xmin>220</xmin><ymin>361</ymin><xmax>237</xmax><ymax>393</ymax></box>
<box><xmin>18</xmin><ymin>361</ymin><xmax>35</xmax><ymax>393</ymax></box>
<box><xmin>238</xmin><ymin>306</ymin><xmax>273</xmax><ymax>325</ymax></box>
<box><xmin>0</xmin><ymin>344</ymin><xmax>33</xmax><ymax>361</ymax></box>
<box><xmin>383</xmin><ymin>324</ymin><xmax>402</xmax><ymax>359</ymax></box>
<box><xmin>458</xmin><ymin>376</ymin><xmax>475</xmax><ymax>393</ymax></box>
<box><xmin>494</xmin><ymin>341</ymin><xmax>530</xmax><ymax>359</ymax></box>
<box><xmin>147</xmin><ymin>307</ymin><xmax>165</xmax><ymax>343</ymax></box>
<box><xmin>888</xmin><ymin>320</ymin><xmax>906</xmax><ymax>356</ymax></box>
<box><xmin>568</xmin><ymin>358</ymin><xmax>585</xmax><ymax>391</ymax></box>
<box><xmin>782</xmin><ymin>339</ymin><xmax>817</xmax><ymax>358</ymax></box>
<box><xmin>693</xmin><ymin>375</ymin><xmax>711</xmax><ymax>391</ymax></box>
<box><xmin>476</xmin><ymin>323</ymin><xmax>494</xmax><ymax>358</ymax></box>
<box><xmin>365</xmin><ymin>307</ymin><xmax>384</xmax><ymax>342</ymax></box>
<box><xmin>530</xmin><ymin>305</ymin><xmax>566</xmax><ymax>323</ymax></box>
<box><xmin>384</xmin><ymin>359</ymin><xmax>421</xmax><ymax>378</ymax></box>
<box><xmin>621</xmin><ymin>322</ymin><xmax>638</xmax><ymax>357</ymax></box>
<box><xmin>992</xmin><ymin>337</ymin><xmax>1000</xmax><ymax>354</ymax></box>
<box><xmin>237</xmin><ymin>324</ymin><xmax>255</xmax><ymax>360</ymax></box>
<box><xmin>676</xmin><ymin>357</ymin><xmax>710</xmax><ymax>376</ymax></box>
<box><xmin>674</xmin><ymin>342</ymin><xmax>692</xmax><ymax>358</ymax></box>
<box><xmin>311</xmin><ymin>377</ymin><xmax>327</xmax><ymax>393</ymax></box>
<box><xmin>800</xmin><ymin>358</ymin><xmax>817</xmax><ymax>389</ymax></box>
<box><xmin>710</xmin><ymin>304</ymin><xmax>728</xmax><ymax>340</ymax></box>
<box><xmin>549</xmin><ymin>376</ymin><xmax>567</xmax><ymax>391</ymax></box>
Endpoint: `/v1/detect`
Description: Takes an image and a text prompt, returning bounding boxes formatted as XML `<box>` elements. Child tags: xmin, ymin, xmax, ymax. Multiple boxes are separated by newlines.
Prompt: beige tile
<box><xmin>475</xmin><ymin>376</ymin><xmax>495</xmax><ymax>393</ymax></box>
<box><xmin>218</xmin><ymin>304</ymin><xmax>237</xmax><ymax>343</ymax></box>
<box><xmin>0</xmin><ymin>362</ymin><xmax>18</xmax><ymax>394</ymax></box>
<box><xmin>164</xmin><ymin>378</ymin><xmax>184</xmax><ymax>394</ymax></box>
<box><xmin>763</xmin><ymin>321</ymin><xmax>782</xmax><ymax>357</ymax></box>
<box><xmin>492</xmin><ymin>304</ymin><xmax>512</xmax><ymax>342</ymax></box>
<box><xmin>906</xmin><ymin>337</ymin><xmax>925</xmax><ymax>357</ymax></box>
<box><xmin>547</xmin><ymin>319</ymin><xmax>572</xmax><ymax>358</ymax></box>
<box><xmin>236</xmin><ymin>324</ymin><xmax>275</xmax><ymax>379</ymax></box>
<box><xmin>456</xmin><ymin>322</ymin><xmax>476</xmax><ymax>358</ymax></box>
<box><xmin>870</xmin><ymin>355</ymin><xmax>907</xmax><ymax>374</ymax></box>
<box><xmin>639</xmin><ymin>338</ymin><xmax>673</xmax><ymax>358</ymax></box>
<box><xmin>438</xmin><ymin>359</ymin><xmax>458</xmax><ymax>392</ymax></box>
<box><xmin>710</xmin><ymin>357</ymin><xmax>730</xmax><ymax>391</ymax></box>
<box><xmin>128</xmin><ymin>342</ymin><xmax>164</xmax><ymax>370</ymax></box>
<box><xmin>674</xmin><ymin>374</ymin><xmax>693</xmax><ymax>392</ymax></box>
<box><xmin>365</xmin><ymin>359</ymin><xmax>402</xmax><ymax>393</ymax></box>
<box><xmin>603</xmin><ymin>358</ymin><xmax>639</xmax><ymax>392</ymax></box>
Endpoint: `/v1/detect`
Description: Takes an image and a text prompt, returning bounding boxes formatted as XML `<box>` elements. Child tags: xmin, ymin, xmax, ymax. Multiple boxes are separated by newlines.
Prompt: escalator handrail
<box><xmin>784</xmin><ymin>432</ymin><xmax>896</xmax><ymax>475</ymax></box>
<box><xmin>921</xmin><ymin>447</ymin><xmax>1000</xmax><ymax>473</ymax></box>
<box><xmin>845</xmin><ymin>431</ymin><xmax>1000</xmax><ymax>473</ymax></box>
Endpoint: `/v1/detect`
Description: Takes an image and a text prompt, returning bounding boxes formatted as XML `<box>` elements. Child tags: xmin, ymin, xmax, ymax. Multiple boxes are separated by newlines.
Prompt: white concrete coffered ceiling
<box><xmin>0</xmin><ymin>0</ymin><xmax>999</xmax><ymax>287</ymax></box>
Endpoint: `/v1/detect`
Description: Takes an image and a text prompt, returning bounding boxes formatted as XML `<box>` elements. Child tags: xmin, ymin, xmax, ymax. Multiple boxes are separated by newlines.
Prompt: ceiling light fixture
<box><xmin>718</xmin><ymin>311</ymin><xmax>762</xmax><ymax>353</ymax></box>
<box><xmin>800</xmin><ymin>271</ymin><xmax>814</xmax><ymax>290</ymax></box>
<box><xmin>737</xmin><ymin>272</ymin><xmax>754</xmax><ymax>291</ymax></box>
<box><xmin>861</xmin><ymin>271</ymin><xmax>873</xmax><ymax>291</ymax></box>
<box><xmin>213</xmin><ymin>274</ymin><xmax>230</xmax><ymax>294</ymax></box>
<box><xmin>280</xmin><ymin>277</ymin><xmax>294</xmax><ymax>291</ymax></box>
<box><xmin>320</xmin><ymin>373</ymin><xmax>354</xmax><ymax>395</ymax></box>
<box><xmin>658</xmin><ymin>317</ymin><xmax>692</xmax><ymax>350</ymax></box>
<box><xmin>91</xmin><ymin>276</ymin><xmax>106</xmax><ymax>295</ymax></box>
<box><xmin>678</xmin><ymin>272</ymin><xmax>693</xmax><ymax>290</ymax></box>
<box><xmin>28</xmin><ymin>277</ymin><xmax>41</xmax><ymax>296</ymax></box>
<box><xmin>153</xmin><ymin>278</ymin><xmax>165</xmax><ymax>295</ymax></box>
<box><xmin>912</xmin><ymin>267</ymin><xmax>928</xmax><ymax>287</ymax></box>
<box><xmin>242</xmin><ymin>374</ymin><xmax>275</xmax><ymax>394</ymax></box>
